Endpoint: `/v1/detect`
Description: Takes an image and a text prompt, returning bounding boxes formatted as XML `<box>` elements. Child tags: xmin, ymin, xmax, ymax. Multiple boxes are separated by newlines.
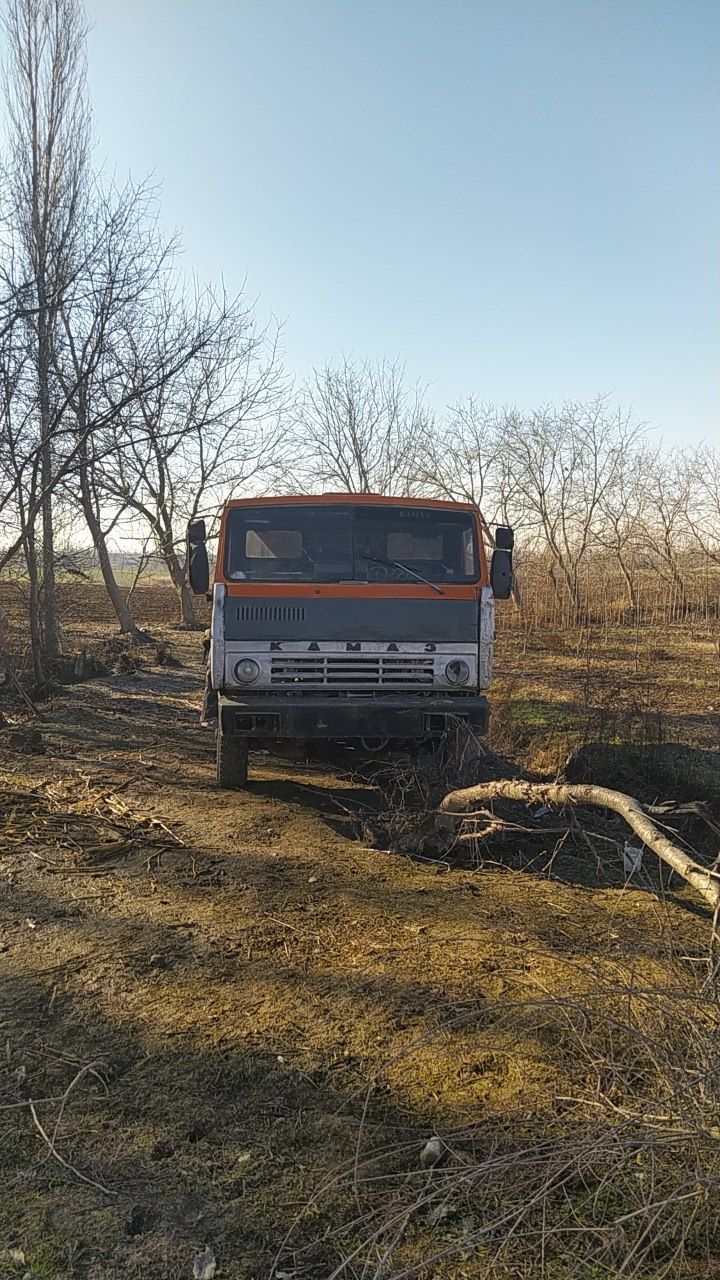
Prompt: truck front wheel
<box><xmin>216</xmin><ymin>733</ymin><xmax>249</xmax><ymax>789</ymax></box>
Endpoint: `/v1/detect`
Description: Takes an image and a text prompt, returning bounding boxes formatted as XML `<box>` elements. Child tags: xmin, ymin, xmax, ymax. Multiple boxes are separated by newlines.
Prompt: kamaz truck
<box><xmin>187</xmin><ymin>494</ymin><xmax>513</xmax><ymax>788</ymax></box>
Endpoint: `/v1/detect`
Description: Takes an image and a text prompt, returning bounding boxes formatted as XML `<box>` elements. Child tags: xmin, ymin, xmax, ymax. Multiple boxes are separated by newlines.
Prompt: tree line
<box><xmin>286</xmin><ymin>367</ymin><xmax>719</xmax><ymax>621</ymax></box>
<box><xmin>0</xmin><ymin>0</ymin><xmax>717</xmax><ymax>681</ymax></box>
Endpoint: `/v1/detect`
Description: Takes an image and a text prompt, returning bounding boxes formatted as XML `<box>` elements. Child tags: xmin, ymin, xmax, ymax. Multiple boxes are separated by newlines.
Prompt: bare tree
<box><xmin>1</xmin><ymin>0</ymin><xmax>90</xmax><ymax>659</ymax></box>
<box><xmin>288</xmin><ymin>357</ymin><xmax>430</xmax><ymax>495</ymax></box>
<box><xmin>418</xmin><ymin>398</ymin><xmax>536</xmax><ymax>542</ymax></box>
<box><xmin>500</xmin><ymin>397</ymin><xmax>644</xmax><ymax>616</ymax></box>
<box><xmin>416</xmin><ymin>397</ymin><xmax>500</xmax><ymax>529</ymax></box>
<box><xmin>53</xmin><ymin>180</ymin><xmax>175</xmax><ymax>635</ymax></box>
<box><xmin>101</xmin><ymin>285</ymin><xmax>285</xmax><ymax>626</ymax></box>
<box><xmin>595</xmin><ymin>444</ymin><xmax>650</xmax><ymax>613</ymax></box>
<box><xmin>687</xmin><ymin>443</ymin><xmax>720</xmax><ymax>566</ymax></box>
<box><xmin>636</xmin><ymin>447</ymin><xmax>694</xmax><ymax>611</ymax></box>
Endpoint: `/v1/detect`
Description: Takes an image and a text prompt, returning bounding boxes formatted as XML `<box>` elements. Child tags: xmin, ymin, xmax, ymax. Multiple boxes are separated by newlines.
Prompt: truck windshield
<box><xmin>224</xmin><ymin>504</ymin><xmax>478</xmax><ymax>584</ymax></box>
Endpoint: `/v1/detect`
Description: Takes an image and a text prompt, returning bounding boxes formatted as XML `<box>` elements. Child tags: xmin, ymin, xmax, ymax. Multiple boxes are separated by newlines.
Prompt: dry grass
<box><xmin>280</xmin><ymin>976</ymin><xmax>720</xmax><ymax>1280</ymax></box>
<box><xmin>489</xmin><ymin>619</ymin><xmax>719</xmax><ymax>775</ymax></box>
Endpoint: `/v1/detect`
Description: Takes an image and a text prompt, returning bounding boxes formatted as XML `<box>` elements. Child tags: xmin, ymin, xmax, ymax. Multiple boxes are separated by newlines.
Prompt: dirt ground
<box><xmin>1</xmin><ymin>604</ymin><xmax>720</xmax><ymax>1279</ymax></box>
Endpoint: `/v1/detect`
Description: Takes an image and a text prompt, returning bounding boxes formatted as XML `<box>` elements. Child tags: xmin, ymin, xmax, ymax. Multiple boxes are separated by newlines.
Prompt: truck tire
<box><xmin>216</xmin><ymin>733</ymin><xmax>249</xmax><ymax>789</ymax></box>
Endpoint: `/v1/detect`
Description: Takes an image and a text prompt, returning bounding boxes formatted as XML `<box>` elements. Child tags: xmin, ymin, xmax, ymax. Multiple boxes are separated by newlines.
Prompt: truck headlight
<box><xmin>234</xmin><ymin>657</ymin><xmax>260</xmax><ymax>685</ymax></box>
<box><xmin>445</xmin><ymin>658</ymin><xmax>470</xmax><ymax>686</ymax></box>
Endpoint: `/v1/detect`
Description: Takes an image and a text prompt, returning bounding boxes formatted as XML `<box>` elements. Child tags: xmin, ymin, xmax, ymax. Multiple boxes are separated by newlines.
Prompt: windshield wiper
<box><xmin>358</xmin><ymin>553</ymin><xmax>444</xmax><ymax>595</ymax></box>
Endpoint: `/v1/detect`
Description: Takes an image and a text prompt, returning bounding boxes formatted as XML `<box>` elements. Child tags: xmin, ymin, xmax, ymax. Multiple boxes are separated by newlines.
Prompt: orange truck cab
<box><xmin>187</xmin><ymin>494</ymin><xmax>513</xmax><ymax>788</ymax></box>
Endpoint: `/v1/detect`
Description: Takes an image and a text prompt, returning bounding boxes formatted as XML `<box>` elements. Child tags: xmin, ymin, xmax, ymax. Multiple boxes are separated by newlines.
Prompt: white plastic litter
<box><xmin>623</xmin><ymin>843</ymin><xmax>644</xmax><ymax>874</ymax></box>
<box><xmin>193</xmin><ymin>1246</ymin><xmax>217</xmax><ymax>1280</ymax></box>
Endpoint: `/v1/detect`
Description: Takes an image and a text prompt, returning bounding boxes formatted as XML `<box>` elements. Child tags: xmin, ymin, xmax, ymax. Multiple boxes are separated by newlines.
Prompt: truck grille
<box><xmin>269</xmin><ymin>654</ymin><xmax>435</xmax><ymax>687</ymax></box>
<box><xmin>235</xmin><ymin>604</ymin><xmax>306</xmax><ymax>623</ymax></box>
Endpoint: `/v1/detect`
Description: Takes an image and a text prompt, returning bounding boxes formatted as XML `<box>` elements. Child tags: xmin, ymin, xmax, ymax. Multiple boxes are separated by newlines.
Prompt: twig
<box><xmin>25</xmin><ymin>1061</ymin><xmax>116</xmax><ymax>1196</ymax></box>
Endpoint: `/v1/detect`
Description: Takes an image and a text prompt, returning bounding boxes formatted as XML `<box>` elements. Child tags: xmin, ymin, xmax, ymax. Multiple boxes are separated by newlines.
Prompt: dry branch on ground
<box><xmin>439</xmin><ymin>778</ymin><xmax>720</xmax><ymax>909</ymax></box>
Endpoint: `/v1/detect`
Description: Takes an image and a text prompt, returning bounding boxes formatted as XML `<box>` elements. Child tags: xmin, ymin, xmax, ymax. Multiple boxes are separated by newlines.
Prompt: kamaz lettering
<box><xmin>266</xmin><ymin>641</ymin><xmax>440</xmax><ymax>652</ymax></box>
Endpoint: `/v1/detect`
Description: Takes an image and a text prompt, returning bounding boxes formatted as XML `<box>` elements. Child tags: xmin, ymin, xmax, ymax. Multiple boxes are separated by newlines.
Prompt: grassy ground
<box><xmin>490</xmin><ymin>618</ymin><xmax>719</xmax><ymax>771</ymax></box>
<box><xmin>0</xmin><ymin>592</ymin><xmax>719</xmax><ymax>1279</ymax></box>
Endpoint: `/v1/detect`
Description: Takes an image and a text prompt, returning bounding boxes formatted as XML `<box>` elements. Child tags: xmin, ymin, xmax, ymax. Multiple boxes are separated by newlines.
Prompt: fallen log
<box><xmin>438</xmin><ymin>779</ymin><xmax>720</xmax><ymax>910</ymax></box>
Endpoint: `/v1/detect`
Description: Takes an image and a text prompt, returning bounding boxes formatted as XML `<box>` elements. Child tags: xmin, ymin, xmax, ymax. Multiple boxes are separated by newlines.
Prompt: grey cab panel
<box><xmin>223</xmin><ymin>596</ymin><xmax>479</xmax><ymax>643</ymax></box>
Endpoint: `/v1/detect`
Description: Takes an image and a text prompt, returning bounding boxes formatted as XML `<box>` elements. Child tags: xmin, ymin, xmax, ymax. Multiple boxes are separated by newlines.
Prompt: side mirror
<box><xmin>495</xmin><ymin>525</ymin><xmax>514</xmax><ymax>551</ymax></box>
<box><xmin>490</xmin><ymin>549</ymin><xmax>512</xmax><ymax>598</ymax></box>
<box><xmin>187</xmin><ymin>519</ymin><xmax>209</xmax><ymax>595</ymax></box>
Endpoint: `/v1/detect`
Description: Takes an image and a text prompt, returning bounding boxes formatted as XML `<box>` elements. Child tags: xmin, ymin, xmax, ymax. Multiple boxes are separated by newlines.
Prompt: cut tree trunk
<box><xmin>438</xmin><ymin>779</ymin><xmax>720</xmax><ymax>910</ymax></box>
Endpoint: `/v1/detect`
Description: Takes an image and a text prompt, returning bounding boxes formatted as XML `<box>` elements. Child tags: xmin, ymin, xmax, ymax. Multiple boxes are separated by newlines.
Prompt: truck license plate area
<box><xmin>233</xmin><ymin>712</ymin><xmax>281</xmax><ymax>734</ymax></box>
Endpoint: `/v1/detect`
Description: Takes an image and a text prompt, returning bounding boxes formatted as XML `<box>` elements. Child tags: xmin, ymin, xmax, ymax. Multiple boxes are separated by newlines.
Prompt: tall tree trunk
<box><xmin>664</xmin><ymin>554</ymin><xmax>688</xmax><ymax>614</ymax></box>
<box><xmin>178</xmin><ymin>578</ymin><xmax>198</xmax><ymax>628</ymax></box>
<box><xmin>79</xmin><ymin>491</ymin><xmax>138</xmax><ymax>635</ymax></box>
<box><xmin>158</xmin><ymin>530</ymin><xmax>197</xmax><ymax>627</ymax></box>
<box><xmin>152</xmin><ymin>512</ymin><xmax>194</xmax><ymax>627</ymax></box>
<box><xmin>23</xmin><ymin>523</ymin><xmax>45</xmax><ymax>685</ymax></box>
<box><xmin>547</xmin><ymin>562</ymin><xmax>564</xmax><ymax>608</ymax></box>
<box><xmin>617</xmin><ymin>551</ymin><xmax>638</xmax><ymax>613</ymax></box>
<box><xmin>37</xmin><ymin>304</ymin><xmax>62</xmax><ymax>658</ymax></box>
<box><xmin>77</xmin><ymin>446</ymin><xmax>137</xmax><ymax>635</ymax></box>
<box><xmin>560</xmin><ymin>560</ymin><xmax>583</xmax><ymax>621</ymax></box>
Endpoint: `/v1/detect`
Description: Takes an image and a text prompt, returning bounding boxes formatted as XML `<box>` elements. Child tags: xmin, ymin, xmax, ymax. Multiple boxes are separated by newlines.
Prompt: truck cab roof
<box><xmin>222</xmin><ymin>493</ymin><xmax>480</xmax><ymax>513</ymax></box>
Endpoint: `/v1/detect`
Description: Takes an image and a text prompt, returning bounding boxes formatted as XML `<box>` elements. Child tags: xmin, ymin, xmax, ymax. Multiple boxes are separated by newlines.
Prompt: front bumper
<box><xmin>218</xmin><ymin>693</ymin><xmax>490</xmax><ymax>741</ymax></box>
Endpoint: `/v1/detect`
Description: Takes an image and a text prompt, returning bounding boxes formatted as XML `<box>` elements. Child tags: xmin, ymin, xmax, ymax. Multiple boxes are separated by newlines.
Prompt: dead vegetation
<box><xmin>487</xmin><ymin>619</ymin><xmax>719</xmax><ymax>778</ymax></box>
<box><xmin>0</xmin><ymin>607</ymin><xmax>718</xmax><ymax>1279</ymax></box>
<box><xmin>0</xmin><ymin>773</ymin><xmax>184</xmax><ymax>875</ymax></box>
<box><xmin>439</xmin><ymin>777</ymin><xmax>720</xmax><ymax>909</ymax></box>
<box><xmin>276</xmin><ymin>974</ymin><xmax>720</xmax><ymax>1280</ymax></box>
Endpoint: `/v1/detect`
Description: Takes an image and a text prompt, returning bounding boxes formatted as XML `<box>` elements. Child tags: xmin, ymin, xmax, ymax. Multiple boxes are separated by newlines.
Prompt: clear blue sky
<box><xmin>81</xmin><ymin>1</ymin><xmax>719</xmax><ymax>442</ymax></box>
